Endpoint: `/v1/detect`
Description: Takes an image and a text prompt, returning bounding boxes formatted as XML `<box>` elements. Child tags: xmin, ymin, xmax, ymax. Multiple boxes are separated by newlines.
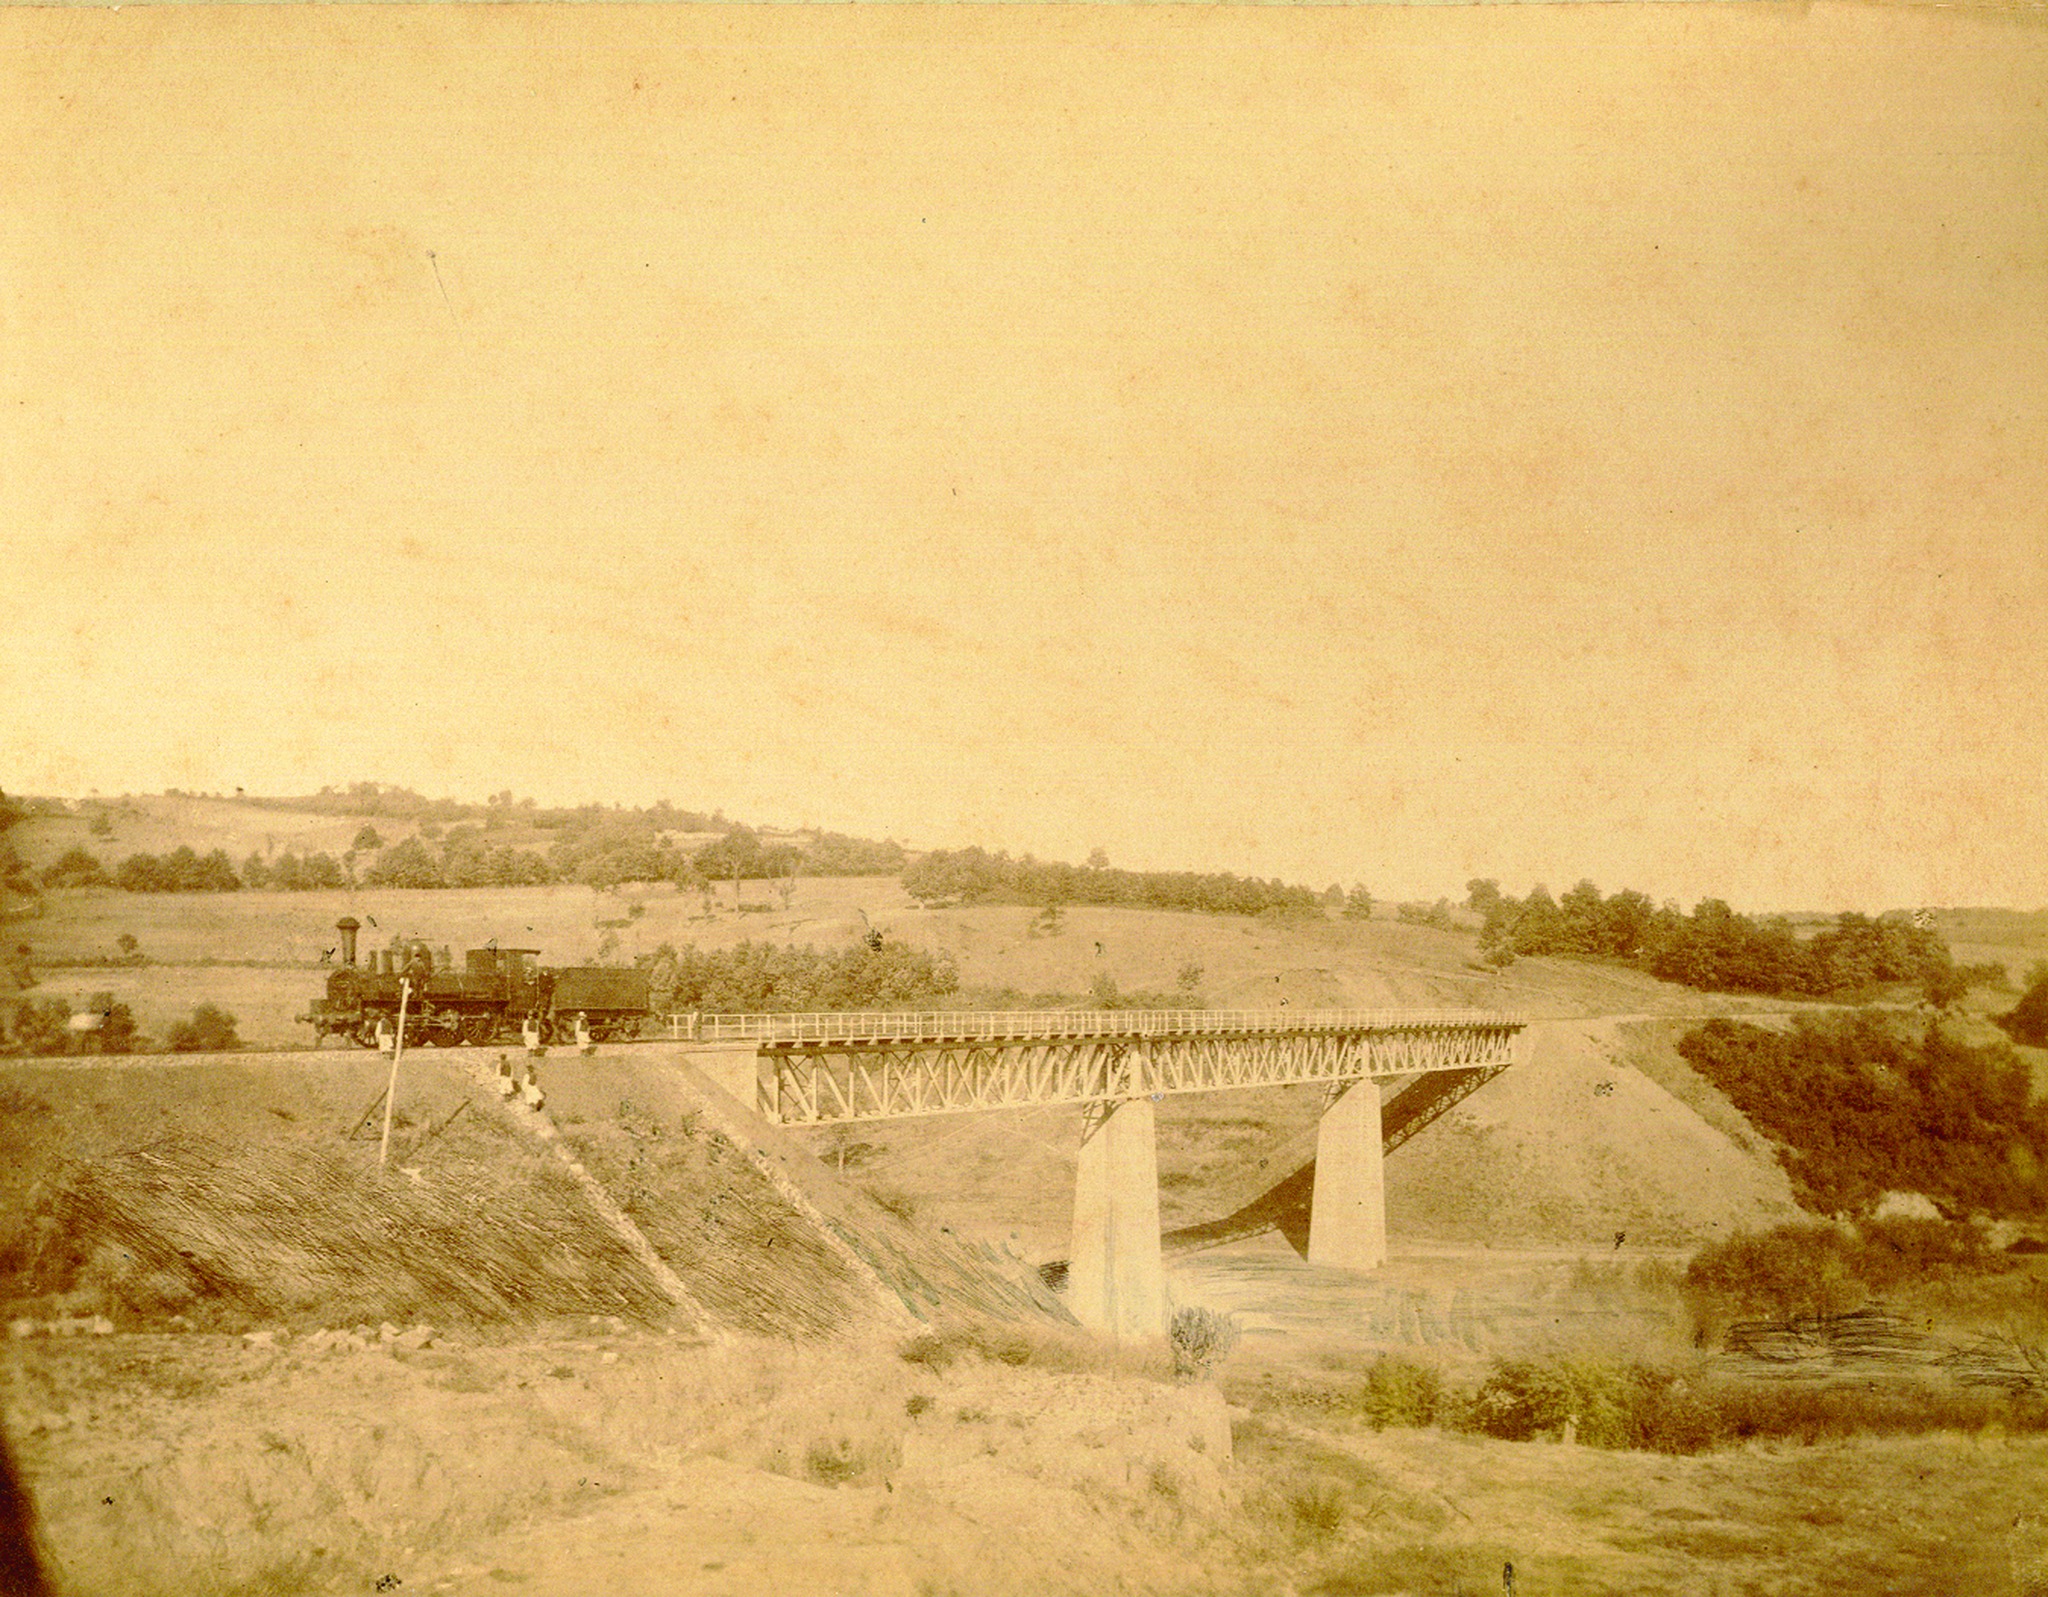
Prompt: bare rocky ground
<box><xmin>10</xmin><ymin>1305</ymin><xmax>2048</xmax><ymax>1597</ymax></box>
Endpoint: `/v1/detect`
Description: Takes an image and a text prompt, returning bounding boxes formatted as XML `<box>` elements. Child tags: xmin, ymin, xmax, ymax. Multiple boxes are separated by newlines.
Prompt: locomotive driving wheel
<box><xmin>459</xmin><ymin>1013</ymin><xmax>497</xmax><ymax>1047</ymax></box>
<box><xmin>350</xmin><ymin>1021</ymin><xmax>380</xmax><ymax>1049</ymax></box>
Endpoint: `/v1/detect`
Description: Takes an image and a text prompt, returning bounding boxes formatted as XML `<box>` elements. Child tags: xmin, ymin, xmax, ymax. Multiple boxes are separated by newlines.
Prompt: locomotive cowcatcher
<box><xmin>299</xmin><ymin>916</ymin><xmax>651</xmax><ymax>1048</ymax></box>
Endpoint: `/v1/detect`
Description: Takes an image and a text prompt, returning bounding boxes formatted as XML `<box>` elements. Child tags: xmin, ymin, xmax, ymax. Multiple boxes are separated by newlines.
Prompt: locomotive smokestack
<box><xmin>335</xmin><ymin>916</ymin><xmax>360</xmax><ymax>967</ymax></box>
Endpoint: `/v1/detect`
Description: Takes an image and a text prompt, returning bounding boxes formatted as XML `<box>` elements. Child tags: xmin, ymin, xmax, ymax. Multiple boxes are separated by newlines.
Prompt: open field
<box><xmin>8</xmin><ymin>870</ymin><xmax>1861</xmax><ymax>1053</ymax></box>
<box><xmin>6</xmin><ymin>793</ymin><xmax>725</xmax><ymax>875</ymax></box>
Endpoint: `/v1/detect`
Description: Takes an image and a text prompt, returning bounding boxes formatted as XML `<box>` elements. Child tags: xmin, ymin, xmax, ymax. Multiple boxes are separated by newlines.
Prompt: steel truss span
<box><xmin>719</xmin><ymin>1011</ymin><xmax>1525</xmax><ymax>1127</ymax></box>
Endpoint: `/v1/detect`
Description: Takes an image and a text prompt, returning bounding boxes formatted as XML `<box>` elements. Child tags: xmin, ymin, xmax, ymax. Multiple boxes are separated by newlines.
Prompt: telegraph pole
<box><xmin>378</xmin><ymin>979</ymin><xmax>411</xmax><ymax>1171</ymax></box>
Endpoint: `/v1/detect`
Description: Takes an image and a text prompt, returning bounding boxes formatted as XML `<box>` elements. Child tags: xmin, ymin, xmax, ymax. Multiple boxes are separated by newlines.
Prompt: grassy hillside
<box><xmin>11</xmin><ymin>869</ymin><xmax>1841</xmax><ymax>1053</ymax></box>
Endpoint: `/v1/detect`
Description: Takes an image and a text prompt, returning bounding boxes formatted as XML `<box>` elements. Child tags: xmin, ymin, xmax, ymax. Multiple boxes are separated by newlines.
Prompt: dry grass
<box><xmin>12</xmin><ymin>1121</ymin><xmax>678</xmax><ymax>1332</ymax></box>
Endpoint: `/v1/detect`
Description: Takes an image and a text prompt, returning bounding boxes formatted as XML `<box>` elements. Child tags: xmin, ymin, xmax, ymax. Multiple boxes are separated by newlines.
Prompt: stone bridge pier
<box><xmin>1066</xmin><ymin>1078</ymin><xmax>1388</xmax><ymax>1339</ymax></box>
<box><xmin>1067</xmin><ymin>1097</ymin><xmax>1167</xmax><ymax>1340</ymax></box>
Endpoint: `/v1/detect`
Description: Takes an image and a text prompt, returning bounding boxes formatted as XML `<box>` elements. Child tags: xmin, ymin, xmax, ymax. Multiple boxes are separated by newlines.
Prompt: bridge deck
<box><xmin>661</xmin><ymin>1007</ymin><xmax>1520</xmax><ymax>1048</ymax></box>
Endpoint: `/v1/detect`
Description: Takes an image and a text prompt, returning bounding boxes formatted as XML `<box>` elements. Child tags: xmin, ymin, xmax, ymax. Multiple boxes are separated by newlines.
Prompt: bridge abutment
<box><xmin>1068</xmin><ymin>1097</ymin><xmax>1167</xmax><ymax>1340</ymax></box>
<box><xmin>1306</xmin><ymin>1077</ymin><xmax>1387</xmax><ymax>1272</ymax></box>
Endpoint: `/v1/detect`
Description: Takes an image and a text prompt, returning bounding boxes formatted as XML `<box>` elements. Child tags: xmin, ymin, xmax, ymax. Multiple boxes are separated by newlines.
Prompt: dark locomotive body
<box><xmin>300</xmin><ymin>916</ymin><xmax>650</xmax><ymax>1048</ymax></box>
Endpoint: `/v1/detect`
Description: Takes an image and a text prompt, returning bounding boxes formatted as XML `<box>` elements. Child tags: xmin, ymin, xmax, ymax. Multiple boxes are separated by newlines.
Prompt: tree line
<box><xmin>2</xmin><ymin>994</ymin><xmax>239</xmax><ymax>1056</ymax></box>
<box><xmin>901</xmin><ymin>847</ymin><xmax>1323</xmax><ymax>918</ymax></box>
<box><xmin>636</xmin><ymin>938</ymin><xmax>960</xmax><ymax>1014</ymax></box>
<box><xmin>1466</xmin><ymin>878</ymin><xmax>1998</xmax><ymax>1003</ymax></box>
<box><xmin>29</xmin><ymin>821</ymin><xmax>907</xmax><ymax>896</ymax></box>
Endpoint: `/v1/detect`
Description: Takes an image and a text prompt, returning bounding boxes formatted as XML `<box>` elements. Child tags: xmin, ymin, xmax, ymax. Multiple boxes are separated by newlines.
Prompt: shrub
<box><xmin>1169</xmin><ymin>1305</ymin><xmax>1240</xmax><ymax>1382</ymax></box>
<box><xmin>1677</xmin><ymin>1013</ymin><xmax>2048</xmax><ymax>1218</ymax></box>
<box><xmin>2002</xmin><ymin>971</ymin><xmax>2048</xmax><ymax>1048</ymax></box>
<box><xmin>1684</xmin><ymin>1223</ymin><xmax>1868</xmax><ymax>1323</ymax></box>
<box><xmin>1468</xmin><ymin>1358</ymin><xmax>1629</xmax><ymax>1447</ymax></box>
<box><xmin>1351</xmin><ymin>1355</ymin><xmax>1444</xmax><ymax>1429</ymax></box>
<box><xmin>168</xmin><ymin>1003</ymin><xmax>239</xmax><ymax>1053</ymax></box>
<box><xmin>6</xmin><ymin>998</ymin><xmax>74</xmax><ymax>1057</ymax></box>
<box><xmin>1286</xmin><ymin>1481</ymin><xmax>1347</xmax><ymax>1540</ymax></box>
<box><xmin>85</xmin><ymin>992</ymin><xmax>137</xmax><ymax>1054</ymax></box>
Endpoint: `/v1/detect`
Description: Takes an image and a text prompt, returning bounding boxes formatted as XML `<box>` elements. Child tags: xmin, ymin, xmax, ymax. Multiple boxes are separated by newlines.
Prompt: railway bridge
<box><xmin>665</xmin><ymin>1008</ymin><xmax>1527</xmax><ymax>1339</ymax></box>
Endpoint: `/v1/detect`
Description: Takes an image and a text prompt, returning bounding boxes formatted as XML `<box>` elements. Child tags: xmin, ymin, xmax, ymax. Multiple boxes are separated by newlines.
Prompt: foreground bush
<box><xmin>1462</xmin><ymin>1354</ymin><xmax>2048</xmax><ymax>1454</ymax></box>
<box><xmin>1170</xmin><ymin>1305</ymin><xmax>1241</xmax><ymax>1382</ymax></box>
<box><xmin>1253</xmin><ymin>1346</ymin><xmax>2048</xmax><ymax>1456</ymax></box>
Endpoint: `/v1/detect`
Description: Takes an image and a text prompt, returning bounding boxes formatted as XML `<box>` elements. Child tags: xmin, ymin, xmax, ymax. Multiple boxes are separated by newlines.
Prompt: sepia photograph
<box><xmin>2</xmin><ymin>3</ymin><xmax>2046</xmax><ymax>1592</ymax></box>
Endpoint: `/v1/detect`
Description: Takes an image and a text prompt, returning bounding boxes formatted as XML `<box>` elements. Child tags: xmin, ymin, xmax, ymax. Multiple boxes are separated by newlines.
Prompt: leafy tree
<box><xmin>1396</xmin><ymin>899</ymin><xmax>1456</xmax><ymax>931</ymax></box>
<box><xmin>693</xmin><ymin>827</ymin><xmax>800</xmax><ymax>883</ymax></box>
<box><xmin>1558</xmin><ymin>880</ymin><xmax>1606</xmax><ymax>956</ymax></box>
<box><xmin>192</xmin><ymin>849</ymin><xmax>241</xmax><ymax>891</ymax></box>
<box><xmin>40</xmin><ymin>848</ymin><xmax>112</xmax><ymax>890</ymax></box>
<box><xmin>117</xmin><ymin>853</ymin><xmax>169</xmax><ymax>892</ymax></box>
<box><xmin>1465</xmin><ymin>879</ymin><xmax>1504</xmax><ymax>916</ymax></box>
<box><xmin>241</xmin><ymin>851</ymin><xmax>270</xmax><ymax>889</ymax></box>
<box><xmin>363</xmin><ymin>837</ymin><xmax>446</xmax><ymax>889</ymax></box>
<box><xmin>352</xmin><ymin>825</ymin><xmax>386</xmax><ymax>853</ymax></box>
<box><xmin>1596</xmin><ymin>888</ymin><xmax>1655</xmax><ymax>961</ymax></box>
<box><xmin>796</xmin><ymin>833</ymin><xmax>905</xmax><ymax>876</ymax></box>
<box><xmin>2000</xmin><ymin>971</ymin><xmax>2048</xmax><ymax>1049</ymax></box>
<box><xmin>1509</xmin><ymin>885</ymin><xmax>1565</xmax><ymax>955</ymax></box>
<box><xmin>7</xmin><ymin>997</ymin><xmax>72</xmax><ymax>1056</ymax></box>
<box><xmin>299</xmin><ymin>851</ymin><xmax>347</xmax><ymax>890</ymax></box>
<box><xmin>88</xmin><ymin>809</ymin><xmax>114</xmax><ymax>838</ymax></box>
<box><xmin>85</xmin><ymin>991</ymin><xmax>137</xmax><ymax>1053</ymax></box>
<box><xmin>169</xmin><ymin>1003</ymin><xmax>240</xmax><ymax>1053</ymax></box>
<box><xmin>1343</xmin><ymin>884</ymin><xmax>1374</xmax><ymax>921</ymax></box>
<box><xmin>0</xmin><ymin>845</ymin><xmax>39</xmax><ymax>904</ymax></box>
<box><xmin>1087</xmin><ymin>848</ymin><xmax>1111</xmax><ymax>870</ymax></box>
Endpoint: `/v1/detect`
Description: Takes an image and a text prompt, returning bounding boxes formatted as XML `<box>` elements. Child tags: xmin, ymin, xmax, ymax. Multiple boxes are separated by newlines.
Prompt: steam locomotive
<box><xmin>299</xmin><ymin>916</ymin><xmax>651</xmax><ymax>1048</ymax></box>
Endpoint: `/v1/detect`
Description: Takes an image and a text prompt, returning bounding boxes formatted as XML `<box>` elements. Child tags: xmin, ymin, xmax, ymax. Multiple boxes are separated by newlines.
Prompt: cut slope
<box><xmin>1</xmin><ymin>1049</ymin><xmax>1073</xmax><ymax>1342</ymax></box>
<box><xmin>539</xmin><ymin>1051</ymin><xmax>1073</xmax><ymax>1337</ymax></box>
<box><xmin>0</xmin><ymin>1056</ymin><xmax>680</xmax><ymax>1331</ymax></box>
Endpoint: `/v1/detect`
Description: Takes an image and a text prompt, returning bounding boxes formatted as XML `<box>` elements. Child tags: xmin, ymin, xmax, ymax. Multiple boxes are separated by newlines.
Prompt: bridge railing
<box><xmin>658</xmin><ymin>1007</ymin><xmax>1522</xmax><ymax>1046</ymax></box>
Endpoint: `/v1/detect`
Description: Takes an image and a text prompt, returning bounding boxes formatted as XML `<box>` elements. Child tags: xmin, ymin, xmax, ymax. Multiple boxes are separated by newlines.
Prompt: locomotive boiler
<box><xmin>300</xmin><ymin>916</ymin><xmax>650</xmax><ymax>1048</ymax></box>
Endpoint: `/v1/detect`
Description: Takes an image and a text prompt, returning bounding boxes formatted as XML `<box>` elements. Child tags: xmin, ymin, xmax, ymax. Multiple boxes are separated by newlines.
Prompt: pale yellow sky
<box><xmin>4</xmin><ymin>4</ymin><xmax>2044</xmax><ymax>911</ymax></box>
